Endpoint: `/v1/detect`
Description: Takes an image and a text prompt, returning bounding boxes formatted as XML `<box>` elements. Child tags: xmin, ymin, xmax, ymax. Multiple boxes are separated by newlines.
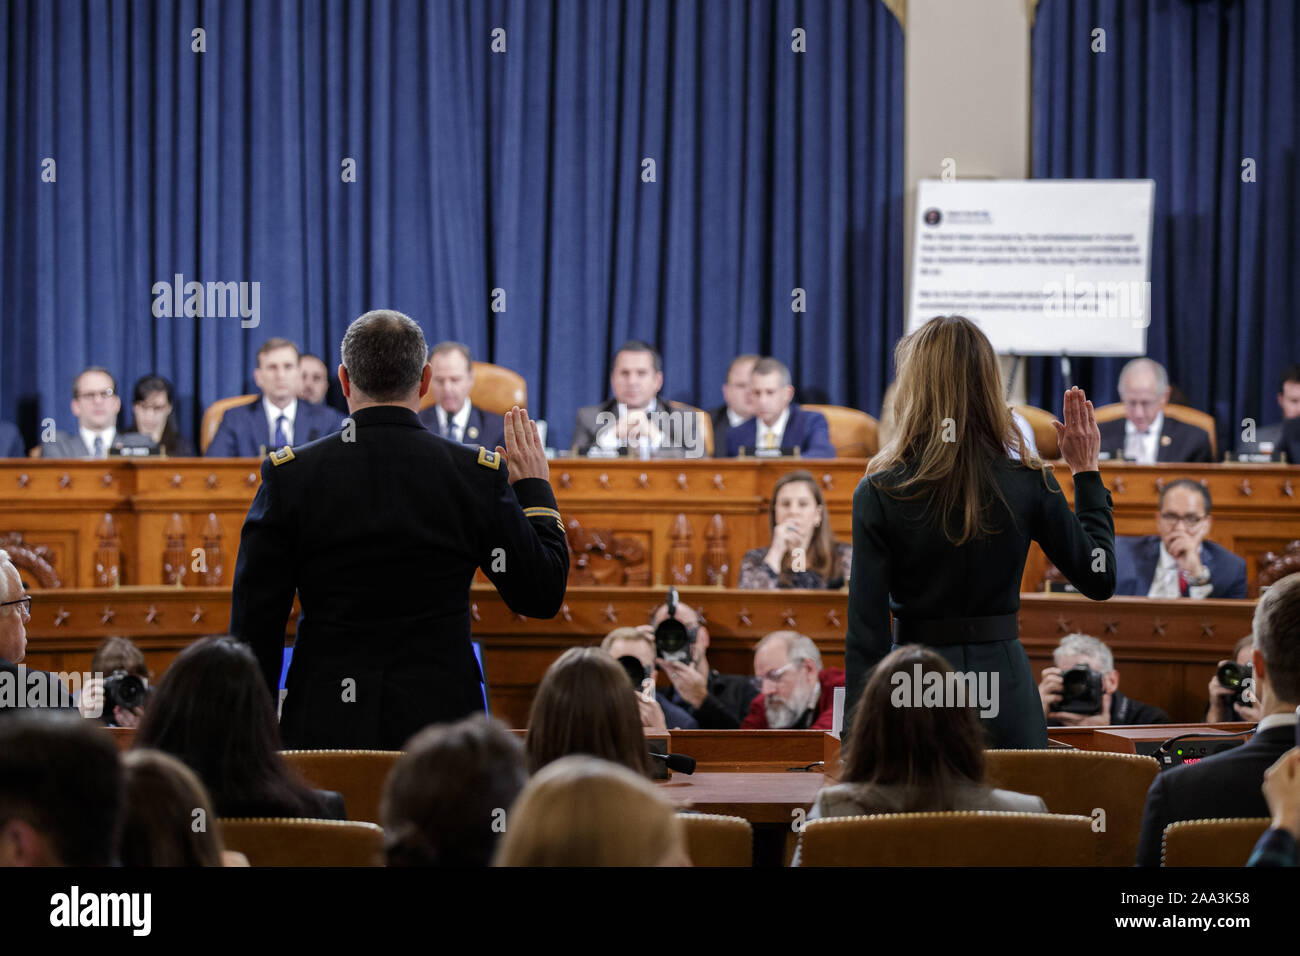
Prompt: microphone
<box><xmin>657</xmin><ymin>753</ymin><xmax>696</xmax><ymax>775</ymax></box>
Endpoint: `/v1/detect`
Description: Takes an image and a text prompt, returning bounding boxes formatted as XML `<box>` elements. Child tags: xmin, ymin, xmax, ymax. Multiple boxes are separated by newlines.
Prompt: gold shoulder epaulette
<box><xmin>269</xmin><ymin>445</ymin><xmax>296</xmax><ymax>466</ymax></box>
<box><xmin>476</xmin><ymin>447</ymin><xmax>501</xmax><ymax>470</ymax></box>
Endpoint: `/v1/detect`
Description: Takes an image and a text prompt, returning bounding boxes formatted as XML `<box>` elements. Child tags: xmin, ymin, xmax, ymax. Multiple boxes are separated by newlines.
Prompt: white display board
<box><xmin>908</xmin><ymin>179</ymin><xmax>1155</xmax><ymax>356</ymax></box>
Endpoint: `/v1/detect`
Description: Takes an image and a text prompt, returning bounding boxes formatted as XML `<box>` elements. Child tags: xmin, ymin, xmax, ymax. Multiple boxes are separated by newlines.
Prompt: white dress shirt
<box><xmin>756</xmin><ymin>407</ymin><xmax>791</xmax><ymax>452</ymax></box>
<box><xmin>263</xmin><ymin>396</ymin><xmax>298</xmax><ymax>447</ymax></box>
<box><xmin>79</xmin><ymin>426</ymin><xmax>116</xmax><ymax>459</ymax></box>
<box><xmin>1124</xmin><ymin>411</ymin><xmax>1164</xmax><ymax>465</ymax></box>
<box><xmin>726</xmin><ymin>407</ymin><xmax>748</xmax><ymax>429</ymax></box>
<box><xmin>1146</xmin><ymin>539</ymin><xmax>1213</xmax><ymax>599</ymax></box>
<box><xmin>433</xmin><ymin>402</ymin><xmax>473</xmax><ymax>442</ymax></box>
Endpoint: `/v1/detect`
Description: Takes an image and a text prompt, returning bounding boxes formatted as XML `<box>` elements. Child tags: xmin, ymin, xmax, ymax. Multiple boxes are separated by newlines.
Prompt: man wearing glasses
<box><xmin>0</xmin><ymin>549</ymin><xmax>73</xmax><ymax>711</ymax></box>
<box><xmin>1096</xmin><ymin>358</ymin><xmax>1213</xmax><ymax>463</ymax></box>
<box><xmin>42</xmin><ymin>367</ymin><xmax>122</xmax><ymax>459</ymax></box>
<box><xmin>741</xmin><ymin>630</ymin><xmax>843</xmax><ymax>729</ymax></box>
<box><xmin>1114</xmin><ymin>479</ymin><xmax>1248</xmax><ymax>599</ymax></box>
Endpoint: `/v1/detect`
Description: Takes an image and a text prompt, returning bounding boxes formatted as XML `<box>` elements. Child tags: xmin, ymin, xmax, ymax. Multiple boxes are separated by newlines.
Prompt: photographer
<box><xmin>648</xmin><ymin>598</ymin><xmax>757</xmax><ymax>729</ymax></box>
<box><xmin>600</xmin><ymin>628</ymin><xmax>697</xmax><ymax>731</ymax></box>
<box><xmin>1038</xmin><ymin>633</ymin><xmax>1169</xmax><ymax>727</ymax></box>
<box><xmin>78</xmin><ymin>636</ymin><xmax>151</xmax><ymax>726</ymax></box>
<box><xmin>1206</xmin><ymin>634</ymin><xmax>1262</xmax><ymax>723</ymax></box>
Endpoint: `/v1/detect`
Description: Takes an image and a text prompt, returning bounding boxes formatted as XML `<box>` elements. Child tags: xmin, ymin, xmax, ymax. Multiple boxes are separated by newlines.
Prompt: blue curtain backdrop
<box><xmin>1028</xmin><ymin>0</ymin><xmax>1300</xmax><ymax>451</ymax></box>
<box><xmin>0</xmin><ymin>0</ymin><xmax>904</xmax><ymax>452</ymax></box>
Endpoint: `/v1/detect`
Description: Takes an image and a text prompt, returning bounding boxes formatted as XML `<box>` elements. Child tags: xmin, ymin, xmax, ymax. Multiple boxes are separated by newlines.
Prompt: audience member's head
<box><xmin>494</xmin><ymin>755</ymin><xmax>689</xmax><ymax>867</ymax></box>
<box><xmin>1276</xmin><ymin>365</ymin><xmax>1300</xmax><ymax>422</ymax></box>
<box><xmin>749</xmin><ymin>357</ymin><xmax>795</xmax><ymax>427</ymax></box>
<box><xmin>1052</xmin><ymin>632</ymin><xmax>1120</xmax><ymax>697</ymax></box>
<box><xmin>340</xmin><ymin>309</ymin><xmax>431</xmax><ymax>409</ymax></box>
<box><xmin>648</xmin><ymin>601</ymin><xmax>712</xmax><ymax>673</ymax></box>
<box><xmin>1250</xmin><ymin>572</ymin><xmax>1300</xmax><ymax>713</ymax></box>
<box><xmin>118</xmin><ymin>749</ymin><xmax>225</xmax><ymax>867</ymax></box>
<box><xmin>0</xmin><ymin>549</ymin><xmax>29</xmax><ymax>664</ymax></box>
<box><xmin>752</xmin><ymin>630</ymin><xmax>822</xmax><ymax>729</ymax></box>
<box><xmin>525</xmin><ymin>646</ymin><xmax>652</xmax><ymax>777</ymax></box>
<box><xmin>92</xmin><ymin>635</ymin><xmax>150</xmax><ymax>682</ymax></box>
<box><xmin>767</xmin><ymin>469</ymin><xmax>843</xmax><ymax>583</ymax></box>
<box><xmin>600</xmin><ymin>626</ymin><xmax>656</xmax><ymax>687</ymax></box>
<box><xmin>253</xmin><ymin>338</ymin><xmax>301</xmax><ymax>409</ymax></box>
<box><xmin>427</xmin><ymin>342</ymin><xmax>476</xmax><ymax>416</ymax></box>
<box><xmin>721</xmin><ymin>354</ymin><xmax>759</xmax><ymax>419</ymax></box>
<box><xmin>840</xmin><ymin>645</ymin><xmax>986</xmax><ymax>811</ymax></box>
<box><xmin>70</xmin><ymin>366</ymin><xmax>121</xmax><ymax>432</ymax></box>
<box><xmin>133</xmin><ymin>636</ymin><xmax>329</xmax><ymax>818</ymax></box>
<box><xmin>1155</xmin><ymin>478</ymin><xmax>1212</xmax><ymax>556</ymax></box>
<box><xmin>0</xmin><ymin>711</ymin><xmax>122</xmax><ymax>866</ymax></box>
<box><xmin>297</xmin><ymin>353</ymin><xmax>330</xmax><ymax>404</ymax></box>
<box><xmin>609</xmin><ymin>340</ymin><xmax>663</xmax><ymax>410</ymax></box>
<box><xmin>130</xmin><ymin>374</ymin><xmax>184</xmax><ymax>452</ymax></box>
<box><xmin>1117</xmin><ymin>357</ymin><xmax>1170</xmax><ymax>433</ymax></box>
<box><xmin>381</xmin><ymin>715</ymin><xmax>527</xmax><ymax>867</ymax></box>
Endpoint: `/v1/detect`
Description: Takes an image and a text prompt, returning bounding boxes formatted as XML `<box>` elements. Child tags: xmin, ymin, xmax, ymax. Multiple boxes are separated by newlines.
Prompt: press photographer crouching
<box><xmin>647</xmin><ymin>591</ymin><xmax>758</xmax><ymax>729</ymax></box>
<box><xmin>1206</xmin><ymin>634</ymin><xmax>1262</xmax><ymax>723</ymax></box>
<box><xmin>77</xmin><ymin>636</ymin><xmax>151</xmax><ymax>727</ymax></box>
<box><xmin>1038</xmin><ymin>633</ymin><xmax>1169</xmax><ymax>727</ymax></box>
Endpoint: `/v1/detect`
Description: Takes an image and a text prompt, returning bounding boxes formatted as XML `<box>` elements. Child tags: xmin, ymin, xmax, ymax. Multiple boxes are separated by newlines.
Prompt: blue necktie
<box><xmin>447</xmin><ymin>421</ymin><xmax>459</xmax><ymax>443</ymax></box>
<box><xmin>274</xmin><ymin>414</ymin><xmax>290</xmax><ymax>449</ymax></box>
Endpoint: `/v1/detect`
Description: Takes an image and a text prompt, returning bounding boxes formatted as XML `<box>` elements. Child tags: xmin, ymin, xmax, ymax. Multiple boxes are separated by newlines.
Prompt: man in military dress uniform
<box><xmin>230</xmin><ymin>310</ymin><xmax>568</xmax><ymax>750</ymax></box>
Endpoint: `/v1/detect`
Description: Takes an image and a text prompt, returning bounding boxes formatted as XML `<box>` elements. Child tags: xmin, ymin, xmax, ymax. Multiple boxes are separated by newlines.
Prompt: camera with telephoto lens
<box><xmin>1216</xmin><ymin>661</ymin><xmax>1254</xmax><ymax>706</ymax></box>
<box><xmin>1057</xmin><ymin>664</ymin><xmax>1104</xmax><ymax>715</ymax></box>
<box><xmin>100</xmin><ymin>669</ymin><xmax>149</xmax><ymax>725</ymax></box>
<box><xmin>654</xmin><ymin>586</ymin><xmax>696</xmax><ymax>665</ymax></box>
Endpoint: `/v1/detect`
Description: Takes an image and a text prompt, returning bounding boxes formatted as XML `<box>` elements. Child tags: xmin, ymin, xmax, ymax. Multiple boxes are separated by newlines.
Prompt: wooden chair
<box><xmin>984</xmin><ymin>749</ymin><xmax>1159</xmax><ymax>866</ymax></box>
<box><xmin>1161</xmin><ymin>818</ymin><xmax>1271</xmax><ymax>867</ymax></box>
<box><xmin>1013</xmin><ymin>405</ymin><xmax>1061</xmax><ymax>459</ymax></box>
<box><xmin>1094</xmin><ymin>402</ymin><xmax>1218</xmax><ymax>459</ymax></box>
<box><xmin>801</xmin><ymin>404</ymin><xmax>879</xmax><ymax>458</ymax></box>
<box><xmin>419</xmin><ymin>362</ymin><xmax>528</xmax><ymax>417</ymax></box>
<box><xmin>218</xmin><ymin>818</ymin><xmax>385</xmax><ymax>866</ymax></box>
<box><xmin>677</xmin><ymin>813</ymin><xmax>753</xmax><ymax>867</ymax></box>
<box><xmin>280</xmin><ymin>749</ymin><xmax>404</xmax><ymax>824</ymax></box>
<box><xmin>797</xmin><ymin>811</ymin><xmax>1098</xmax><ymax>866</ymax></box>
<box><xmin>200</xmin><ymin>394</ymin><xmax>259</xmax><ymax>454</ymax></box>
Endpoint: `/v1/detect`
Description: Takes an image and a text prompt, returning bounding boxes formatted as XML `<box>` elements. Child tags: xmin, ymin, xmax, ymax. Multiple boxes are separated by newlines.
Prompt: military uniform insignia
<box><xmin>476</xmin><ymin>447</ymin><xmax>500</xmax><ymax>470</ymax></box>
<box><xmin>1160</xmin><ymin>435</ymin><xmax>1172</xmax><ymax>447</ymax></box>
<box><xmin>467</xmin><ymin>426</ymin><xmax>479</xmax><ymax>440</ymax></box>
<box><xmin>269</xmin><ymin>445</ymin><xmax>296</xmax><ymax>466</ymax></box>
<box><xmin>524</xmin><ymin>506</ymin><xmax>566</xmax><ymax>533</ymax></box>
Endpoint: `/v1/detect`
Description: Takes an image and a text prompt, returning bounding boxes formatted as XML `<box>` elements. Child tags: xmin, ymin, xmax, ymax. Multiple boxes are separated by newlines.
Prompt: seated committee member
<box><xmin>205</xmin><ymin>337</ymin><xmax>344</xmax><ymax>457</ymax></box>
<box><xmin>42</xmin><ymin>366</ymin><xmax>121</xmax><ymax>458</ymax></box>
<box><xmin>298</xmin><ymin>352</ymin><xmax>331</xmax><ymax>405</ymax></box>
<box><xmin>570</xmin><ymin>340</ymin><xmax>703</xmax><ymax>457</ymax></box>
<box><xmin>648</xmin><ymin>600</ymin><xmax>758</xmax><ymax>729</ymax></box>
<box><xmin>495</xmin><ymin>755</ymin><xmax>690</xmax><ymax>867</ymax></box>
<box><xmin>381</xmin><ymin>715</ymin><xmax>527</xmax><ymax>867</ymax></box>
<box><xmin>723</xmin><ymin>357</ymin><xmax>835</xmax><ymax>458</ymax></box>
<box><xmin>133</xmin><ymin>636</ymin><xmax>346</xmax><ymax>820</ymax></box>
<box><xmin>1206</xmin><ymin>634</ymin><xmax>1262</xmax><ymax>722</ymax></box>
<box><xmin>1249</xmin><ymin>749</ymin><xmax>1300</xmax><ymax>867</ymax></box>
<box><xmin>1113</xmin><ymin>478</ymin><xmax>1247</xmax><ymax>599</ymax></box>
<box><xmin>1236</xmin><ymin>364</ymin><xmax>1300</xmax><ymax>457</ymax></box>
<box><xmin>122</xmin><ymin>374</ymin><xmax>195</xmax><ymax>456</ymax></box>
<box><xmin>1096</xmin><ymin>358</ymin><xmax>1213</xmax><ymax>463</ymax></box>
<box><xmin>1037</xmin><ymin>633</ymin><xmax>1170</xmax><ymax>727</ymax></box>
<box><xmin>0</xmin><ymin>711</ymin><xmax>122</xmax><ymax>867</ymax></box>
<box><xmin>1135</xmin><ymin>572</ymin><xmax>1300</xmax><ymax>866</ymax></box>
<box><xmin>742</xmin><ymin>630</ymin><xmax>843</xmax><ymax>729</ymax></box>
<box><xmin>0</xmin><ymin>549</ymin><xmax>74</xmax><ymax>713</ymax></box>
<box><xmin>416</xmin><ymin>342</ymin><xmax>505</xmax><ymax>450</ymax></box>
<box><xmin>524</xmin><ymin>646</ymin><xmax>655</xmax><ymax>778</ymax></box>
<box><xmin>739</xmin><ymin>469</ymin><xmax>851</xmax><ymax>589</ymax></box>
<box><xmin>0</xmin><ymin>421</ymin><xmax>22</xmax><ymax>457</ymax></box>
<box><xmin>601</xmin><ymin>627</ymin><xmax>697</xmax><ymax>730</ymax></box>
<box><xmin>709</xmin><ymin>353</ymin><xmax>758</xmax><ymax>442</ymax></box>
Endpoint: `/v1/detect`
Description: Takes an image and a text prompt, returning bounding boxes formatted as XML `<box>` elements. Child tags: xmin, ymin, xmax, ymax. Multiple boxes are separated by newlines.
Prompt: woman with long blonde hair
<box><xmin>846</xmin><ymin>316</ymin><xmax>1114</xmax><ymax>747</ymax></box>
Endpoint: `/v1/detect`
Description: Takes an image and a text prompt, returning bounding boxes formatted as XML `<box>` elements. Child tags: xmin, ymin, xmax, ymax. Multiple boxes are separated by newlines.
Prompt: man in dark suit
<box><xmin>1096</xmin><ymin>358</ymin><xmax>1213</xmax><ymax>463</ymax></box>
<box><xmin>206</xmin><ymin>338</ymin><xmax>345</xmax><ymax>457</ymax></box>
<box><xmin>708</xmin><ymin>354</ymin><xmax>759</xmax><ymax>447</ymax></box>
<box><xmin>1235</xmin><ymin>364</ymin><xmax>1300</xmax><ymax>458</ymax></box>
<box><xmin>1136</xmin><ymin>571</ymin><xmax>1300</xmax><ymax>865</ymax></box>
<box><xmin>0</xmin><ymin>421</ymin><xmax>23</xmax><ymax>457</ymax></box>
<box><xmin>230</xmin><ymin>310</ymin><xmax>568</xmax><ymax>750</ymax></box>
<box><xmin>416</xmin><ymin>341</ymin><xmax>505</xmax><ymax>451</ymax></box>
<box><xmin>42</xmin><ymin>367</ymin><xmax>121</xmax><ymax>458</ymax></box>
<box><xmin>0</xmin><ymin>549</ymin><xmax>74</xmax><ymax>713</ymax></box>
<box><xmin>570</xmin><ymin>340</ymin><xmax>705</xmax><ymax>458</ymax></box>
<box><xmin>723</xmin><ymin>357</ymin><xmax>835</xmax><ymax>458</ymax></box>
<box><xmin>1114</xmin><ymin>478</ymin><xmax>1248</xmax><ymax>599</ymax></box>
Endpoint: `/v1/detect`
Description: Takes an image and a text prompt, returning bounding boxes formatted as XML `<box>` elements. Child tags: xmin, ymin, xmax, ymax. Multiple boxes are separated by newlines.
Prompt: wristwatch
<box><xmin>1189</xmin><ymin>567</ymin><xmax>1212</xmax><ymax>588</ymax></box>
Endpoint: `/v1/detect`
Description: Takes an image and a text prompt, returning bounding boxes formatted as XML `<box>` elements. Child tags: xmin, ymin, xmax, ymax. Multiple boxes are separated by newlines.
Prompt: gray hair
<box><xmin>752</xmin><ymin>357</ymin><xmax>792</xmax><ymax>389</ymax></box>
<box><xmin>340</xmin><ymin>310</ymin><xmax>429</xmax><ymax>402</ymax></box>
<box><xmin>757</xmin><ymin>630</ymin><xmax>822</xmax><ymax>671</ymax></box>
<box><xmin>1054</xmin><ymin>633</ymin><xmax>1113</xmax><ymax>673</ymax></box>
<box><xmin>1117</xmin><ymin>358</ymin><xmax>1168</xmax><ymax>397</ymax></box>
<box><xmin>0</xmin><ymin>548</ymin><xmax>12</xmax><ymax>610</ymax></box>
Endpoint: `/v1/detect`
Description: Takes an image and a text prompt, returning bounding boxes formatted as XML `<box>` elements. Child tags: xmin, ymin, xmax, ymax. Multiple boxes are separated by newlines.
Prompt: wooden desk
<box><xmin>658</xmin><ymin>771</ymin><xmax>823</xmax><ymax>824</ymax></box>
<box><xmin>1046</xmin><ymin>722</ymin><xmax>1255</xmax><ymax>752</ymax></box>
<box><xmin>668</xmin><ymin>730</ymin><xmax>825</xmax><ymax>772</ymax></box>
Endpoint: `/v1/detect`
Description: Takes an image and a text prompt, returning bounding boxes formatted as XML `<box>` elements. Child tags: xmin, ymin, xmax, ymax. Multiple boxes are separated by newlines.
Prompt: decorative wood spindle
<box><xmin>162</xmin><ymin>513</ymin><xmax>187</xmax><ymax>586</ymax></box>
<box><xmin>200</xmin><ymin>513</ymin><xmax>224</xmax><ymax>585</ymax></box>
<box><xmin>667</xmin><ymin>513</ymin><xmax>694</xmax><ymax>585</ymax></box>
<box><xmin>93</xmin><ymin>513</ymin><xmax>121</xmax><ymax>587</ymax></box>
<box><xmin>703</xmin><ymin>514</ymin><xmax>730</xmax><ymax>586</ymax></box>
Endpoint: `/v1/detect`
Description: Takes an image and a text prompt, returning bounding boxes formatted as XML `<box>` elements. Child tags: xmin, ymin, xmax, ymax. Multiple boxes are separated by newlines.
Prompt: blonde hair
<box><xmin>600</xmin><ymin>627</ymin><xmax>653</xmax><ymax>656</ymax></box>
<box><xmin>870</xmin><ymin>316</ymin><xmax>1046</xmax><ymax>545</ymax></box>
<box><xmin>494</xmin><ymin>755</ymin><xmax>688</xmax><ymax>867</ymax></box>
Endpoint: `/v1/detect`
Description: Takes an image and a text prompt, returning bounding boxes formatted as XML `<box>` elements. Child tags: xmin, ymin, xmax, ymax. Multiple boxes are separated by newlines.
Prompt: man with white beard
<box><xmin>741</xmin><ymin>631</ymin><xmax>844</xmax><ymax>729</ymax></box>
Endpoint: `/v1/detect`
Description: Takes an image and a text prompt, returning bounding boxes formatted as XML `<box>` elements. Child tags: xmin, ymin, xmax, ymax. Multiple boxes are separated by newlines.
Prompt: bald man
<box><xmin>1096</xmin><ymin>358</ymin><xmax>1213</xmax><ymax>463</ymax></box>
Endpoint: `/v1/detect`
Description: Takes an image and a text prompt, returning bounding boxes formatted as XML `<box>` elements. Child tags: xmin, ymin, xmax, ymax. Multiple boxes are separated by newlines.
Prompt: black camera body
<box><xmin>654</xmin><ymin>586</ymin><xmax>695</xmax><ymax>665</ymax></box>
<box><xmin>100</xmin><ymin>669</ymin><xmax>148</xmax><ymax>724</ymax></box>
<box><xmin>1057</xmin><ymin>664</ymin><xmax>1104</xmax><ymax>715</ymax></box>
<box><xmin>1216</xmin><ymin>661</ymin><xmax>1254</xmax><ymax>706</ymax></box>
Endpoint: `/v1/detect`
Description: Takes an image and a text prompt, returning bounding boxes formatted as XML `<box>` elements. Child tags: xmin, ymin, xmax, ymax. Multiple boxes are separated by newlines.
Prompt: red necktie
<box><xmin>1177</xmin><ymin>569</ymin><xmax>1189</xmax><ymax>597</ymax></box>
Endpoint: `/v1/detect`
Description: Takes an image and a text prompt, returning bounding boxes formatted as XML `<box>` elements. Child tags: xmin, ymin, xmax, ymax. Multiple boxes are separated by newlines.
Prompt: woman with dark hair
<box><xmin>738</xmin><ymin>469</ymin><xmax>851</xmax><ymax>589</ymax></box>
<box><xmin>119</xmin><ymin>749</ymin><xmax>228</xmax><ymax>867</ymax></box>
<box><xmin>126</xmin><ymin>375</ymin><xmax>195</xmax><ymax>456</ymax></box>
<box><xmin>524</xmin><ymin>646</ymin><xmax>653</xmax><ymax>778</ymax></box>
<box><xmin>133</xmin><ymin>636</ymin><xmax>344</xmax><ymax>819</ymax></box>
<box><xmin>847</xmin><ymin>315</ymin><xmax>1114</xmax><ymax>748</ymax></box>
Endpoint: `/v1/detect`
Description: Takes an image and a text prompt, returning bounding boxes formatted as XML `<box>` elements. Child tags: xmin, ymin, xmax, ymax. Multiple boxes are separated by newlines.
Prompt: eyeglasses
<box><xmin>0</xmin><ymin>595</ymin><xmax>32</xmax><ymax>616</ymax></box>
<box><xmin>76</xmin><ymin>389</ymin><xmax>116</xmax><ymax>401</ymax></box>
<box><xmin>1158</xmin><ymin>512</ymin><xmax>1207</xmax><ymax>529</ymax></box>
<box><xmin>755</xmin><ymin>662</ymin><xmax>796</xmax><ymax>686</ymax></box>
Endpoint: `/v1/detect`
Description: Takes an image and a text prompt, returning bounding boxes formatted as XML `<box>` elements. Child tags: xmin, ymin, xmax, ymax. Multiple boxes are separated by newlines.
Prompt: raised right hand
<box><xmin>1052</xmin><ymin>386</ymin><xmax>1101</xmax><ymax>475</ymax></box>
<box><xmin>496</xmin><ymin>406</ymin><xmax>549</xmax><ymax>485</ymax></box>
